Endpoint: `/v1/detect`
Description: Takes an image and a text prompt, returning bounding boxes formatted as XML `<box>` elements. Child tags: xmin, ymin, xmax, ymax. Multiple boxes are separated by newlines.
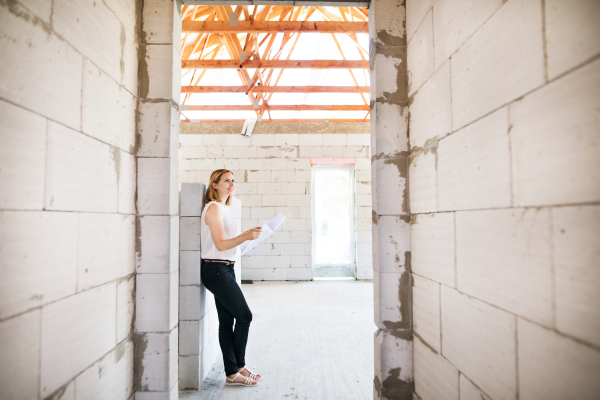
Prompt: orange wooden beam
<box><xmin>182</xmin><ymin>105</ymin><xmax>369</xmax><ymax>111</ymax></box>
<box><xmin>182</xmin><ymin>20</ymin><xmax>368</xmax><ymax>33</ymax></box>
<box><xmin>181</xmin><ymin>86</ymin><xmax>370</xmax><ymax>93</ymax></box>
<box><xmin>182</xmin><ymin>59</ymin><xmax>368</xmax><ymax>69</ymax></box>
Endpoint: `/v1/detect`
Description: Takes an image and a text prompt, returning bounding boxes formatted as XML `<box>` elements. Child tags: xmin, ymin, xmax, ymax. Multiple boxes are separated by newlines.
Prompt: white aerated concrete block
<box><xmin>53</xmin><ymin>0</ymin><xmax>122</xmax><ymax>82</ymax></box>
<box><xmin>275</xmin><ymin>134</ymin><xmax>299</xmax><ymax>146</ymax></box>
<box><xmin>518</xmin><ymin>318</ymin><xmax>600</xmax><ymax>400</ymax></box>
<box><xmin>414</xmin><ymin>337</ymin><xmax>458</xmax><ymax>400</ymax></box>
<box><xmin>180</xmin><ymin>251</ymin><xmax>201</xmax><ymax>285</ymax></box>
<box><xmin>374</xmin><ymin>330</ymin><xmax>413</xmax><ymax>399</ymax></box>
<box><xmin>0</xmin><ymin>211</ymin><xmax>77</xmax><ymax>319</ymax></box>
<box><xmin>258</xmin><ymin>183</ymin><xmax>281</xmax><ymax>195</ymax></box>
<box><xmin>373</xmin><ymin>216</ymin><xmax>410</xmax><ymax>273</ymax></box>
<box><xmin>370</xmin><ymin>103</ymin><xmax>409</xmax><ymax>158</ymax></box>
<box><xmin>407</xmin><ymin>10</ymin><xmax>434</xmax><ymax>94</ymax></box>
<box><xmin>263</xmin><ymin>267</ymin><xmax>288</xmax><ymax>281</ymax></box>
<box><xmin>299</xmin><ymin>146</ymin><xmax>323</xmax><ymax>158</ymax></box>
<box><xmin>179</xmin><ymin>321</ymin><xmax>199</xmax><ymax>356</ymax></box>
<box><xmin>0</xmin><ymin>3</ymin><xmax>83</xmax><ymax>130</ymax></box>
<box><xmin>82</xmin><ymin>60</ymin><xmax>136</xmax><ymax>151</ymax></box>
<box><xmin>179</xmin><ymin>135</ymin><xmax>203</xmax><ymax>147</ymax></box>
<box><xmin>138</xmin><ymin>102</ymin><xmax>179</xmax><ymax>158</ymax></box>
<box><xmin>41</xmin><ymin>283</ymin><xmax>117</xmax><ymax>397</ymax></box>
<box><xmin>441</xmin><ymin>287</ymin><xmax>516</xmax><ymax>400</ymax></box>
<box><xmin>247</xmin><ymin>170</ymin><xmax>271</xmax><ymax>183</ymax></box>
<box><xmin>553</xmin><ymin>205</ymin><xmax>600</xmax><ymax>347</ymax></box>
<box><xmin>0</xmin><ymin>101</ymin><xmax>46</xmax><ymax>210</ymax></box>
<box><xmin>137</xmin><ymin>157</ymin><xmax>178</xmax><ymax>215</ymax></box>
<box><xmin>117</xmin><ymin>275</ymin><xmax>135</xmax><ymax>343</ymax></box>
<box><xmin>460</xmin><ymin>375</ymin><xmax>491</xmax><ymax>400</ymax></box>
<box><xmin>412</xmin><ymin>275</ymin><xmax>440</xmax><ymax>352</ymax></box>
<box><xmin>144</xmin><ymin>44</ymin><xmax>180</xmax><ymax>101</ymax></box>
<box><xmin>432</xmin><ymin>0</ymin><xmax>503</xmax><ymax>70</ymax></box>
<box><xmin>545</xmin><ymin>0</ymin><xmax>600</xmax><ymax>79</ymax></box>
<box><xmin>273</xmin><ymin>171</ymin><xmax>297</xmax><ymax>184</ymax></box>
<box><xmin>374</xmin><ymin>271</ymin><xmax>404</xmax><ymax>330</ymax></box>
<box><xmin>142</xmin><ymin>0</ymin><xmax>180</xmax><ymax>46</ymax></box>
<box><xmin>250</xmin><ymin>134</ymin><xmax>275</xmax><ymax>146</ymax></box>
<box><xmin>456</xmin><ymin>208</ymin><xmax>553</xmax><ymax>325</ymax></box>
<box><xmin>298</xmin><ymin>134</ymin><xmax>322</xmax><ymax>146</ymax></box>
<box><xmin>119</xmin><ymin>150</ymin><xmax>137</xmax><ymax>214</ymax></box>
<box><xmin>136</xmin><ymin>273</ymin><xmax>177</xmax><ymax>332</ymax></box>
<box><xmin>178</xmin><ymin>355</ymin><xmax>199</xmax><ymax>390</ymax></box>
<box><xmin>242</xmin><ymin>268</ymin><xmax>264</xmax><ymax>281</ymax></box>
<box><xmin>451</xmin><ymin>0</ymin><xmax>544</xmax><ymax>129</ymax></box>
<box><xmin>121</xmin><ymin>25</ymin><xmax>139</xmax><ymax>95</ymax></box>
<box><xmin>372</xmin><ymin>159</ymin><xmax>406</xmax><ymax>215</ymax></box>
<box><xmin>78</xmin><ymin>213</ymin><xmax>135</xmax><ymax>291</ymax></box>
<box><xmin>287</xmin><ymin>268</ymin><xmax>312</xmax><ymax>281</ymax></box>
<box><xmin>409</xmin><ymin>61</ymin><xmax>452</xmax><ymax>148</ymax></box>
<box><xmin>409</xmin><ymin>151</ymin><xmax>437</xmax><ymax>214</ymax></box>
<box><xmin>180</xmin><ymin>217</ymin><xmax>201</xmax><ymax>251</ymax></box>
<box><xmin>0</xmin><ymin>310</ymin><xmax>40</xmax><ymax>400</ymax></box>
<box><xmin>406</xmin><ymin>0</ymin><xmax>434</xmax><ymax>41</ymax></box>
<box><xmin>281</xmin><ymin>244</ymin><xmax>304</xmax><ymax>256</ymax></box>
<box><xmin>411</xmin><ymin>212</ymin><xmax>455</xmax><ymax>287</ymax></box>
<box><xmin>438</xmin><ymin>107</ymin><xmax>511</xmax><ymax>211</ymax></box>
<box><xmin>137</xmin><ymin>216</ymin><xmax>179</xmax><ymax>273</ymax></box>
<box><xmin>135</xmin><ymin>329</ymin><xmax>178</xmax><ymax>392</ymax></box>
<box><xmin>46</xmin><ymin>122</ymin><xmax>118</xmax><ymax>212</ymax></box>
<box><xmin>510</xmin><ymin>58</ymin><xmax>600</xmax><ymax>206</ymax></box>
<box><xmin>181</xmin><ymin>183</ymin><xmax>205</xmax><ymax>217</ymax></box>
<box><xmin>75</xmin><ymin>338</ymin><xmax>134</xmax><ymax>400</ymax></box>
<box><xmin>179</xmin><ymin>285</ymin><xmax>204</xmax><ymax>321</ymax></box>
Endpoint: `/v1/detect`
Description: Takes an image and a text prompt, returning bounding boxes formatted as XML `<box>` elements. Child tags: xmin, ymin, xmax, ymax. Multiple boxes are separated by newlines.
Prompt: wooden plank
<box><xmin>181</xmin><ymin>86</ymin><xmax>370</xmax><ymax>93</ymax></box>
<box><xmin>183</xmin><ymin>105</ymin><xmax>369</xmax><ymax>111</ymax></box>
<box><xmin>182</xmin><ymin>59</ymin><xmax>369</xmax><ymax>69</ymax></box>
<box><xmin>182</xmin><ymin>20</ymin><xmax>368</xmax><ymax>33</ymax></box>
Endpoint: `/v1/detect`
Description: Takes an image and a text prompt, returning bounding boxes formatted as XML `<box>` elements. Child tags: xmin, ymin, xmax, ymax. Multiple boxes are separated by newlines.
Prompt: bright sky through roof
<box><xmin>180</xmin><ymin>5</ymin><xmax>370</xmax><ymax>121</ymax></box>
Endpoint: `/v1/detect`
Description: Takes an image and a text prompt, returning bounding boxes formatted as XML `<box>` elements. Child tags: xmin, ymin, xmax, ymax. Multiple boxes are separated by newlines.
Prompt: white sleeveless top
<box><xmin>200</xmin><ymin>201</ymin><xmax>240</xmax><ymax>261</ymax></box>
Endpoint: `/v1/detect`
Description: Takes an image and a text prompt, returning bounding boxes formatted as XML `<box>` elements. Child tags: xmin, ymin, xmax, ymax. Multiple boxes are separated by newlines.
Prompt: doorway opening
<box><xmin>311</xmin><ymin>164</ymin><xmax>356</xmax><ymax>279</ymax></box>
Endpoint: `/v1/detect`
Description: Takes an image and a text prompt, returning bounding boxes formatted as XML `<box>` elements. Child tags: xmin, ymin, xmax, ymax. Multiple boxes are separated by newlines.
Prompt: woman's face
<box><xmin>212</xmin><ymin>172</ymin><xmax>235</xmax><ymax>200</ymax></box>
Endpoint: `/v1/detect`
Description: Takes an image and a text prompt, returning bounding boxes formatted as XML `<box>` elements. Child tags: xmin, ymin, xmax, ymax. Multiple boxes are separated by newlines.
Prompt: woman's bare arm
<box><xmin>205</xmin><ymin>203</ymin><xmax>260</xmax><ymax>251</ymax></box>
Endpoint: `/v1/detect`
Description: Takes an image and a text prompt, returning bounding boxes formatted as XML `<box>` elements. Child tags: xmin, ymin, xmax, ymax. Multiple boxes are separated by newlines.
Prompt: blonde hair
<box><xmin>204</xmin><ymin>169</ymin><xmax>234</xmax><ymax>206</ymax></box>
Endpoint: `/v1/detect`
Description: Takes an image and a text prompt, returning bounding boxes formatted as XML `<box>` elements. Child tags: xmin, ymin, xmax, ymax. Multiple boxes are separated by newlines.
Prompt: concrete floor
<box><xmin>180</xmin><ymin>280</ymin><xmax>375</xmax><ymax>400</ymax></box>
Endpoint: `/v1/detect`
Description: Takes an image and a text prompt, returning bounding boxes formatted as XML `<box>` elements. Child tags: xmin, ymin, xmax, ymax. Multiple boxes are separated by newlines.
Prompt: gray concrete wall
<box><xmin>0</xmin><ymin>0</ymin><xmax>139</xmax><ymax>398</ymax></box>
<box><xmin>134</xmin><ymin>0</ymin><xmax>182</xmax><ymax>399</ymax></box>
<box><xmin>178</xmin><ymin>123</ymin><xmax>373</xmax><ymax>281</ymax></box>
<box><xmin>369</xmin><ymin>1</ymin><xmax>413</xmax><ymax>399</ymax></box>
<box><xmin>407</xmin><ymin>0</ymin><xmax>600</xmax><ymax>399</ymax></box>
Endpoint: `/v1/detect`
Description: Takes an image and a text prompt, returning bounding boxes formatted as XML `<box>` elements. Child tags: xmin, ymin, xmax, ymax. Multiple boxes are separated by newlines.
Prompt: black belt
<box><xmin>202</xmin><ymin>259</ymin><xmax>235</xmax><ymax>265</ymax></box>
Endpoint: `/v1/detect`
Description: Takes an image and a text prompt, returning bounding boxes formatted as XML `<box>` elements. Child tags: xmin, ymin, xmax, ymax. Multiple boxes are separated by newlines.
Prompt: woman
<box><xmin>200</xmin><ymin>169</ymin><xmax>263</xmax><ymax>387</ymax></box>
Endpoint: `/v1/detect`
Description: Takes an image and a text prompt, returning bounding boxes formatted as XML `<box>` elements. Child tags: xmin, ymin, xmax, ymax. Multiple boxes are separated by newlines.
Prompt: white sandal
<box><xmin>239</xmin><ymin>366</ymin><xmax>262</xmax><ymax>381</ymax></box>
<box><xmin>225</xmin><ymin>372</ymin><xmax>258</xmax><ymax>387</ymax></box>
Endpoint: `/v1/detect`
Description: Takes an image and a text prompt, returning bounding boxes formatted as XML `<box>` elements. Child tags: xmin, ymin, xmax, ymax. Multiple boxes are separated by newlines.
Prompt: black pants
<box><xmin>200</xmin><ymin>259</ymin><xmax>253</xmax><ymax>376</ymax></box>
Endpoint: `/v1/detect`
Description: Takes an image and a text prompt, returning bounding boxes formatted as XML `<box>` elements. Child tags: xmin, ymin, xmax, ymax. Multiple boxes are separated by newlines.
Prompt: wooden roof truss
<box><xmin>180</xmin><ymin>4</ymin><xmax>370</xmax><ymax>122</ymax></box>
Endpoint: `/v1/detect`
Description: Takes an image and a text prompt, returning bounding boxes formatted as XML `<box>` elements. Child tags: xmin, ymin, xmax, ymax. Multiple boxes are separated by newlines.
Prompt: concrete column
<box><xmin>135</xmin><ymin>1</ymin><xmax>182</xmax><ymax>399</ymax></box>
<box><xmin>369</xmin><ymin>1</ymin><xmax>413</xmax><ymax>399</ymax></box>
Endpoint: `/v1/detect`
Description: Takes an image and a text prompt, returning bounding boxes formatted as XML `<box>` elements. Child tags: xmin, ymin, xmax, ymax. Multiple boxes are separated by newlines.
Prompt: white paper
<box><xmin>239</xmin><ymin>213</ymin><xmax>286</xmax><ymax>256</ymax></box>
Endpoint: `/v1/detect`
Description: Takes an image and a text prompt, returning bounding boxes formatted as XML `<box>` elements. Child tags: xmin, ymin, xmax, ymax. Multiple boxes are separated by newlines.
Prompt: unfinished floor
<box><xmin>180</xmin><ymin>280</ymin><xmax>374</xmax><ymax>400</ymax></box>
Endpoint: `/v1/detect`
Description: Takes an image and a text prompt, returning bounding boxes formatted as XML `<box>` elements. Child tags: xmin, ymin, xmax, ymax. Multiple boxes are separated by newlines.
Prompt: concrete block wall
<box><xmin>370</xmin><ymin>0</ymin><xmax>413</xmax><ymax>398</ymax></box>
<box><xmin>0</xmin><ymin>0</ymin><xmax>138</xmax><ymax>398</ymax></box>
<box><xmin>178</xmin><ymin>122</ymin><xmax>373</xmax><ymax>281</ymax></box>
<box><xmin>407</xmin><ymin>0</ymin><xmax>600</xmax><ymax>399</ymax></box>
<box><xmin>135</xmin><ymin>1</ymin><xmax>182</xmax><ymax>399</ymax></box>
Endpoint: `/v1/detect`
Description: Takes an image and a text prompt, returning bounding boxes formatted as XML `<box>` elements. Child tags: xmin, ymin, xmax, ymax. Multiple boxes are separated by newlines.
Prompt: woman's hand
<box><xmin>242</xmin><ymin>227</ymin><xmax>262</xmax><ymax>241</ymax></box>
